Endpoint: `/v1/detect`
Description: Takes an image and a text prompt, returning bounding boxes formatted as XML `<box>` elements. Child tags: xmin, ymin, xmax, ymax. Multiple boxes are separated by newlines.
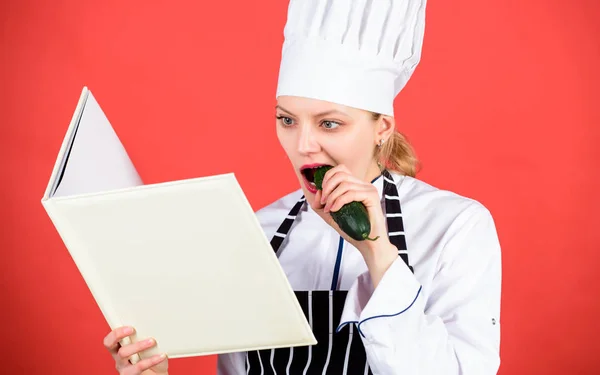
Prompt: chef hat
<box><xmin>276</xmin><ymin>0</ymin><xmax>427</xmax><ymax>117</ymax></box>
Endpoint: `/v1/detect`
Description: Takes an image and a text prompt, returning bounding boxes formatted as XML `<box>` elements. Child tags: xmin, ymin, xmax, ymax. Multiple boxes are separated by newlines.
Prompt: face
<box><xmin>275</xmin><ymin>95</ymin><xmax>394</xmax><ymax>201</ymax></box>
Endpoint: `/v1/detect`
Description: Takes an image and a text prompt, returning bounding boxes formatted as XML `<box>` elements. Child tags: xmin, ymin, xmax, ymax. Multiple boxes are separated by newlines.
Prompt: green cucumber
<box><xmin>313</xmin><ymin>166</ymin><xmax>379</xmax><ymax>242</ymax></box>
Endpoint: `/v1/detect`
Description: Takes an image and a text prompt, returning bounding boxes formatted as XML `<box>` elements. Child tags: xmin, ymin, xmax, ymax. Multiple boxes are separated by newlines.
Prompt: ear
<box><xmin>375</xmin><ymin>115</ymin><xmax>396</xmax><ymax>143</ymax></box>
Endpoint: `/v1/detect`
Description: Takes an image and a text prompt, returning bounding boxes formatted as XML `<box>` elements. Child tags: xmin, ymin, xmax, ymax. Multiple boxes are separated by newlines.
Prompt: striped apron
<box><xmin>246</xmin><ymin>169</ymin><xmax>413</xmax><ymax>375</ymax></box>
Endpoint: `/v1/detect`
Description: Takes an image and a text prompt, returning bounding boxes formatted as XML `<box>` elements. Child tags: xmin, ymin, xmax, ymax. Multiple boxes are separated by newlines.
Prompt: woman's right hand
<box><xmin>103</xmin><ymin>326</ymin><xmax>169</xmax><ymax>375</ymax></box>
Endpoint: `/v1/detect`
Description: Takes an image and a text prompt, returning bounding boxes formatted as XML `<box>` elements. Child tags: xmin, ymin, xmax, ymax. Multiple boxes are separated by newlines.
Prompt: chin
<box><xmin>300</xmin><ymin>186</ymin><xmax>317</xmax><ymax>208</ymax></box>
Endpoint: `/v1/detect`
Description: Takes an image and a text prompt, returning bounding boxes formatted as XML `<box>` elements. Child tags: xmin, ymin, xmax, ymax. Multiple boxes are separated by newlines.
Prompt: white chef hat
<box><xmin>276</xmin><ymin>0</ymin><xmax>427</xmax><ymax>117</ymax></box>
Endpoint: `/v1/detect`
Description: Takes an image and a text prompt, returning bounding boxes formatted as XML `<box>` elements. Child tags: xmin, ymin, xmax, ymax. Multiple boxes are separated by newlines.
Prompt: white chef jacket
<box><xmin>217</xmin><ymin>170</ymin><xmax>502</xmax><ymax>374</ymax></box>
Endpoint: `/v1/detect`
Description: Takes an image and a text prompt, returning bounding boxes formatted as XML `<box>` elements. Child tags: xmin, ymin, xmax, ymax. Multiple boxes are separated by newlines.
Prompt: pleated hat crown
<box><xmin>276</xmin><ymin>0</ymin><xmax>427</xmax><ymax>117</ymax></box>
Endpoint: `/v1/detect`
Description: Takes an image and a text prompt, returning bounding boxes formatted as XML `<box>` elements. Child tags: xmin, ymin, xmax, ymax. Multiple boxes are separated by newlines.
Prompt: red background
<box><xmin>1</xmin><ymin>1</ymin><xmax>599</xmax><ymax>374</ymax></box>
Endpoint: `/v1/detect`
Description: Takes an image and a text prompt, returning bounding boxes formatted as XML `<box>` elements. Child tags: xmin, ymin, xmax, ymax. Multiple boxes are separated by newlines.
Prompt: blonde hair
<box><xmin>372</xmin><ymin>112</ymin><xmax>420</xmax><ymax>177</ymax></box>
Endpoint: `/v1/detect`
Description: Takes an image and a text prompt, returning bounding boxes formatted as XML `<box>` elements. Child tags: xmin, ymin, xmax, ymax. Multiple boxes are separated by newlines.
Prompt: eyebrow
<box><xmin>275</xmin><ymin>105</ymin><xmax>350</xmax><ymax>119</ymax></box>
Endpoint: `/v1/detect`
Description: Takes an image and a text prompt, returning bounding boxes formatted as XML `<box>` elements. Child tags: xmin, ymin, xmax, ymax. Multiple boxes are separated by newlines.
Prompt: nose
<box><xmin>297</xmin><ymin>122</ymin><xmax>320</xmax><ymax>155</ymax></box>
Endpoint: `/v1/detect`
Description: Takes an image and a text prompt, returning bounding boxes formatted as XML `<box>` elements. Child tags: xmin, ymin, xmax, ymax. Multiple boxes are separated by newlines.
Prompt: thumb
<box><xmin>312</xmin><ymin>190</ymin><xmax>325</xmax><ymax>211</ymax></box>
<box><xmin>312</xmin><ymin>191</ymin><xmax>335</xmax><ymax>224</ymax></box>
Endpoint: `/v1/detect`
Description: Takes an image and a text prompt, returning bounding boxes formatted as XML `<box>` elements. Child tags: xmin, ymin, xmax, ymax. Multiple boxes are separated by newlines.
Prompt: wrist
<box><xmin>363</xmin><ymin>241</ymin><xmax>398</xmax><ymax>288</ymax></box>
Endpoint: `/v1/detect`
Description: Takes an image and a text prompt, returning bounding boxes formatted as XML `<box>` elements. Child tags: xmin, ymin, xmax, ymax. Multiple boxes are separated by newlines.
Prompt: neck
<box><xmin>365</xmin><ymin>160</ymin><xmax>383</xmax><ymax>183</ymax></box>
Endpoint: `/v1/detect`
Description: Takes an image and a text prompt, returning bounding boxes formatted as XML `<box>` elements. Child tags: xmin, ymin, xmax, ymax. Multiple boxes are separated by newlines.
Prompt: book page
<box><xmin>52</xmin><ymin>92</ymin><xmax>143</xmax><ymax>197</ymax></box>
<box><xmin>49</xmin><ymin>173</ymin><xmax>315</xmax><ymax>358</ymax></box>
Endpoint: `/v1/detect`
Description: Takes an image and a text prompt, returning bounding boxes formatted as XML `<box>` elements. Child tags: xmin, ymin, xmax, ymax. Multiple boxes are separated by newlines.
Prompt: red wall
<box><xmin>1</xmin><ymin>1</ymin><xmax>599</xmax><ymax>374</ymax></box>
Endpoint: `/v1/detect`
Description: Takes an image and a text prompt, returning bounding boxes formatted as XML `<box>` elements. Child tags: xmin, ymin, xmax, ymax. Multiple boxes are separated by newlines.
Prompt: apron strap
<box><xmin>382</xmin><ymin>170</ymin><xmax>414</xmax><ymax>273</ymax></box>
<box><xmin>269</xmin><ymin>195</ymin><xmax>305</xmax><ymax>254</ymax></box>
<box><xmin>270</xmin><ymin>170</ymin><xmax>413</xmax><ymax>273</ymax></box>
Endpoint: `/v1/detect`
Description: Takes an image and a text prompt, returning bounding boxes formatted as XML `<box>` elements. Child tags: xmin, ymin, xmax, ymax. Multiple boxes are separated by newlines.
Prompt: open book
<box><xmin>41</xmin><ymin>87</ymin><xmax>316</xmax><ymax>363</ymax></box>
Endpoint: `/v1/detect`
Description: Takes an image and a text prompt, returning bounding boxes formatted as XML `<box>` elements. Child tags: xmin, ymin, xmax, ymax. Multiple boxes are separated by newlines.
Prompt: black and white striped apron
<box><xmin>246</xmin><ymin>169</ymin><xmax>413</xmax><ymax>375</ymax></box>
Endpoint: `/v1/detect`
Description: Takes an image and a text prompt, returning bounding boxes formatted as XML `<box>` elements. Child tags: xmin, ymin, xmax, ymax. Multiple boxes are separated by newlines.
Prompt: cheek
<box><xmin>323</xmin><ymin>131</ymin><xmax>372</xmax><ymax>165</ymax></box>
<box><xmin>276</xmin><ymin>126</ymin><xmax>287</xmax><ymax>149</ymax></box>
<box><xmin>276</xmin><ymin>127</ymin><xmax>296</xmax><ymax>159</ymax></box>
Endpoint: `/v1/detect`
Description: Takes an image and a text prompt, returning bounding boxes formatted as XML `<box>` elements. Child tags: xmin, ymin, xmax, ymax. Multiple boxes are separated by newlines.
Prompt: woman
<box><xmin>103</xmin><ymin>0</ymin><xmax>502</xmax><ymax>374</ymax></box>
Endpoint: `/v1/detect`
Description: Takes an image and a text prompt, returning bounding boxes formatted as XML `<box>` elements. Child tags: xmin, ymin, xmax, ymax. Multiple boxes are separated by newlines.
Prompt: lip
<box><xmin>300</xmin><ymin>163</ymin><xmax>329</xmax><ymax>172</ymax></box>
<box><xmin>299</xmin><ymin>163</ymin><xmax>330</xmax><ymax>194</ymax></box>
<box><xmin>303</xmin><ymin>178</ymin><xmax>318</xmax><ymax>194</ymax></box>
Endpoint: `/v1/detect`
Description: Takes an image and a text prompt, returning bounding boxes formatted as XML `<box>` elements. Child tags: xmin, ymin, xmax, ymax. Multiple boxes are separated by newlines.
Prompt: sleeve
<box><xmin>216</xmin><ymin>352</ymin><xmax>246</xmax><ymax>375</ymax></box>
<box><xmin>337</xmin><ymin>204</ymin><xmax>502</xmax><ymax>375</ymax></box>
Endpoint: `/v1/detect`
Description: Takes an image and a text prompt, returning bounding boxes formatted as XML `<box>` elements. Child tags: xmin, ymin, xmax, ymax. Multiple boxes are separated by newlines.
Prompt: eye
<box><xmin>322</xmin><ymin>120</ymin><xmax>340</xmax><ymax>129</ymax></box>
<box><xmin>276</xmin><ymin>116</ymin><xmax>294</xmax><ymax>126</ymax></box>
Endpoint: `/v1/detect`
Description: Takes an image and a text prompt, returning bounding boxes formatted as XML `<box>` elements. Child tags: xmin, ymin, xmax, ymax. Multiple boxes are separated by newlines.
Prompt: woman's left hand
<box><xmin>310</xmin><ymin>165</ymin><xmax>397</xmax><ymax>266</ymax></box>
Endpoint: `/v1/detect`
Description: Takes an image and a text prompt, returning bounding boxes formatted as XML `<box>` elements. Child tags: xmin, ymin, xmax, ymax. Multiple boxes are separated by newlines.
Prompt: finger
<box><xmin>322</xmin><ymin>171</ymin><xmax>363</xmax><ymax>204</ymax></box>
<box><xmin>118</xmin><ymin>338</ymin><xmax>157</xmax><ymax>360</ymax></box>
<box><xmin>323</xmin><ymin>181</ymin><xmax>367</xmax><ymax>212</ymax></box>
<box><xmin>123</xmin><ymin>353</ymin><xmax>168</xmax><ymax>375</ymax></box>
<box><xmin>328</xmin><ymin>185</ymin><xmax>375</xmax><ymax>213</ymax></box>
<box><xmin>321</xmin><ymin>165</ymin><xmax>347</xmax><ymax>191</ymax></box>
<box><xmin>104</xmin><ymin>326</ymin><xmax>135</xmax><ymax>354</ymax></box>
<box><xmin>321</xmin><ymin>170</ymin><xmax>348</xmax><ymax>202</ymax></box>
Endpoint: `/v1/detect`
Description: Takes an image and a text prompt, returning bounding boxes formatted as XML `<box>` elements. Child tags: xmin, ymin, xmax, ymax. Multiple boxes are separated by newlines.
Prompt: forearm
<box><xmin>339</xmin><ymin>255</ymin><xmax>501</xmax><ymax>375</ymax></box>
<box><xmin>360</xmin><ymin>288</ymin><xmax>500</xmax><ymax>374</ymax></box>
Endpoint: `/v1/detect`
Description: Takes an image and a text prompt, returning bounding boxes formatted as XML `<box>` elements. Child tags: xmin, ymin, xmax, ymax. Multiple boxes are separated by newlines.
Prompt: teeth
<box><xmin>310</xmin><ymin>182</ymin><xmax>316</xmax><ymax>187</ymax></box>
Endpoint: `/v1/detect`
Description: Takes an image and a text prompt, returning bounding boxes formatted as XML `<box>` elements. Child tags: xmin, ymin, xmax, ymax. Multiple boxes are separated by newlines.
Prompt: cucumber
<box><xmin>313</xmin><ymin>166</ymin><xmax>379</xmax><ymax>242</ymax></box>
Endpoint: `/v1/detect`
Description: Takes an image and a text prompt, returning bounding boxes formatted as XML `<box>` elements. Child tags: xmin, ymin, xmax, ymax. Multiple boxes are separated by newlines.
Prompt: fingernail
<box><xmin>124</xmin><ymin>327</ymin><xmax>133</xmax><ymax>334</ymax></box>
<box><xmin>146</xmin><ymin>338</ymin><xmax>155</xmax><ymax>345</ymax></box>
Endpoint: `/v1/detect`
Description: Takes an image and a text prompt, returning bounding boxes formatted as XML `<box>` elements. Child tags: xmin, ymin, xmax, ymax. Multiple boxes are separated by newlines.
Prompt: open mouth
<box><xmin>300</xmin><ymin>164</ymin><xmax>330</xmax><ymax>193</ymax></box>
<box><xmin>302</xmin><ymin>168</ymin><xmax>316</xmax><ymax>184</ymax></box>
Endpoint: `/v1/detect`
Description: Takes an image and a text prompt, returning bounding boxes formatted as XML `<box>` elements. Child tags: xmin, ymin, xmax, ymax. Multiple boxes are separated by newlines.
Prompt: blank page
<box><xmin>52</xmin><ymin>91</ymin><xmax>142</xmax><ymax>197</ymax></box>
<box><xmin>46</xmin><ymin>174</ymin><xmax>315</xmax><ymax>359</ymax></box>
